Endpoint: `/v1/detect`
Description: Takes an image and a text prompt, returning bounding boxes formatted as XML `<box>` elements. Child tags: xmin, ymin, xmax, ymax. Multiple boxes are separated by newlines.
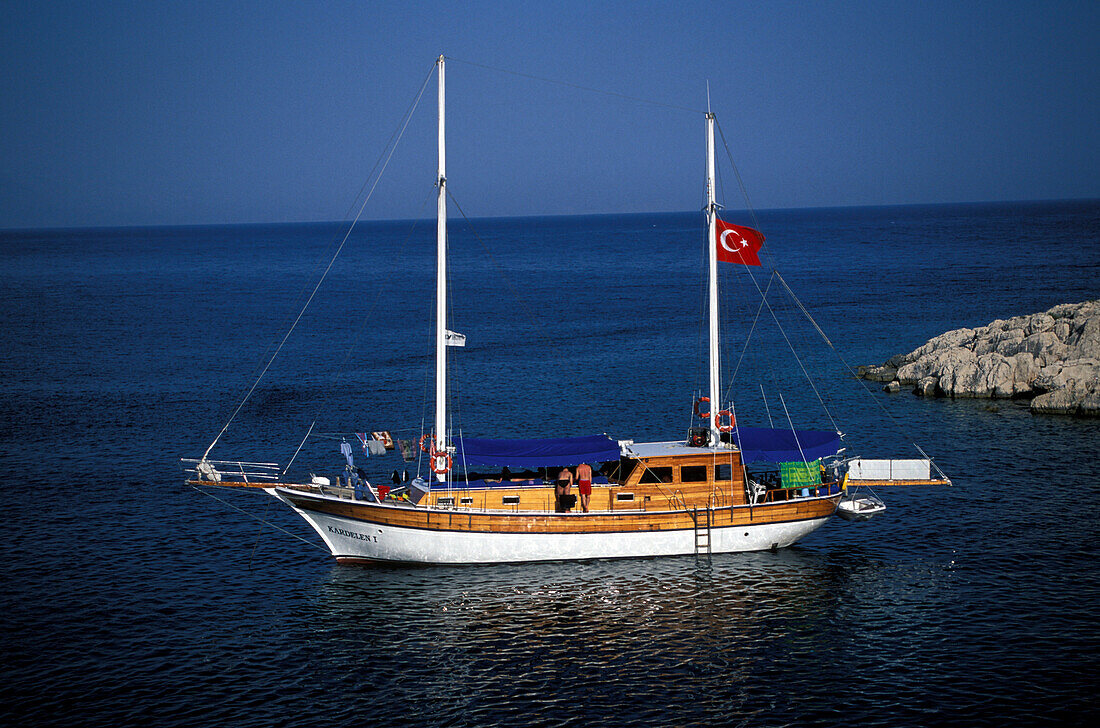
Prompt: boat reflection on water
<box><xmin>305</xmin><ymin>549</ymin><xmax>863</xmax><ymax>644</ymax></box>
<box><xmin>286</xmin><ymin>549</ymin><xmax>941</xmax><ymax>725</ymax></box>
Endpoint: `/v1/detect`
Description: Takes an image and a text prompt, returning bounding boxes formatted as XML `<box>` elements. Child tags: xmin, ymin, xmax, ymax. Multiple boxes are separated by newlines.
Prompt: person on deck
<box><xmin>555</xmin><ymin>467</ymin><xmax>574</xmax><ymax>512</ymax></box>
<box><xmin>576</xmin><ymin>462</ymin><xmax>593</xmax><ymax>513</ymax></box>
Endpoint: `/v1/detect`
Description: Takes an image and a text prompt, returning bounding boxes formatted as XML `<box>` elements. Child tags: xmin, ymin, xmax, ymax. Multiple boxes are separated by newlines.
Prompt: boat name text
<box><xmin>328</xmin><ymin>525</ymin><xmax>378</xmax><ymax>542</ymax></box>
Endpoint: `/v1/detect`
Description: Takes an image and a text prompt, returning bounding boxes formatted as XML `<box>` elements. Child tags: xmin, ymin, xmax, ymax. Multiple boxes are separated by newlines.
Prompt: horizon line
<box><xmin>2</xmin><ymin>195</ymin><xmax>1098</xmax><ymax>235</ymax></box>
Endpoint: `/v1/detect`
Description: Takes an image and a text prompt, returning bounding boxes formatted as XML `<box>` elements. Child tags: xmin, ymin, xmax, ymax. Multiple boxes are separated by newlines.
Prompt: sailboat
<box><xmin>184</xmin><ymin>57</ymin><xmax>946</xmax><ymax>564</ymax></box>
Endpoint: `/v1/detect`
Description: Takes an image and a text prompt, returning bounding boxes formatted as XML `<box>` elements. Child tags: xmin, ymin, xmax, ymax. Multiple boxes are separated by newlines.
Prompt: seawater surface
<box><xmin>1</xmin><ymin>200</ymin><xmax>1098</xmax><ymax>726</ymax></box>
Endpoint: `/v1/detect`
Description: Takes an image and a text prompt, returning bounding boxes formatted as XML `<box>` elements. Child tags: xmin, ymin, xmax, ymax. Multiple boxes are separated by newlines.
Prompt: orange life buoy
<box><xmin>693</xmin><ymin>396</ymin><xmax>710</xmax><ymax>419</ymax></box>
<box><xmin>419</xmin><ymin>433</ymin><xmax>433</xmax><ymax>454</ymax></box>
<box><xmin>715</xmin><ymin>409</ymin><xmax>735</xmax><ymax>432</ymax></box>
<box><xmin>431</xmin><ymin>451</ymin><xmax>452</xmax><ymax>474</ymax></box>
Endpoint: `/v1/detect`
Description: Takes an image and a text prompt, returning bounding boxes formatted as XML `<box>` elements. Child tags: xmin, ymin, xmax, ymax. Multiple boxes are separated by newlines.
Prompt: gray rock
<box><xmin>1031</xmin><ymin>377</ymin><xmax>1100</xmax><ymax>416</ymax></box>
<box><xmin>1009</xmin><ymin>352</ymin><xmax>1040</xmax><ymax>396</ymax></box>
<box><xmin>935</xmin><ymin>348</ymin><xmax>981</xmax><ymax>395</ymax></box>
<box><xmin>883</xmin><ymin>381</ymin><xmax>901</xmax><ymax>393</ymax></box>
<box><xmin>885</xmin><ymin>353</ymin><xmax>911</xmax><ymax>369</ymax></box>
<box><xmin>915</xmin><ymin>376</ymin><xmax>939</xmax><ymax>397</ymax></box>
<box><xmin>860</xmin><ymin>299</ymin><xmax>1100</xmax><ymax>416</ymax></box>
<box><xmin>1025</xmin><ymin>313</ymin><xmax>1055</xmax><ymax>336</ymax></box>
<box><xmin>1049</xmin><ymin>302</ymin><xmax>1083</xmax><ymax>318</ymax></box>
<box><xmin>859</xmin><ymin>364</ymin><xmax>897</xmax><ymax>382</ymax></box>
<box><xmin>1075</xmin><ymin>315</ymin><xmax>1100</xmax><ymax>358</ymax></box>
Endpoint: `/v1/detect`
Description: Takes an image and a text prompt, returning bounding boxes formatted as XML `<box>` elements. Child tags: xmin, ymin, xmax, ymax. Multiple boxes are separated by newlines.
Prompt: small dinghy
<box><xmin>837</xmin><ymin>493</ymin><xmax>886</xmax><ymax>521</ymax></box>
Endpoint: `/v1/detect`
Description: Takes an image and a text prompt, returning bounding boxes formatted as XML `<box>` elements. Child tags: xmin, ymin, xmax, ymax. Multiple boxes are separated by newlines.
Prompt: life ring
<box><xmin>431</xmin><ymin>451</ymin><xmax>452</xmax><ymax>474</ymax></box>
<box><xmin>419</xmin><ymin>433</ymin><xmax>433</xmax><ymax>454</ymax></box>
<box><xmin>693</xmin><ymin>396</ymin><xmax>710</xmax><ymax>419</ymax></box>
<box><xmin>715</xmin><ymin>409</ymin><xmax>734</xmax><ymax>432</ymax></box>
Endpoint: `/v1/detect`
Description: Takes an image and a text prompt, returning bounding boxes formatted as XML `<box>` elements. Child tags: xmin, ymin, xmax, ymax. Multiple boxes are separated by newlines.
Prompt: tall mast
<box><xmin>705</xmin><ymin>111</ymin><xmax>721</xmax><ymax>445</ymax></box>
<box><xmin>435</xmin><ymin>55</ymin><xmax>448</xmax><ymax>471</ymax></box>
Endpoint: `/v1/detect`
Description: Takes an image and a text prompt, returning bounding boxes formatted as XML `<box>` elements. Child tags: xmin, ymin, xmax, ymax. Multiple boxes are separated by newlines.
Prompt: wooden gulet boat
<box><xmin>185</xmin><ymin>56</ymin><xmax>923</xmax><ymax>565</ymax></box>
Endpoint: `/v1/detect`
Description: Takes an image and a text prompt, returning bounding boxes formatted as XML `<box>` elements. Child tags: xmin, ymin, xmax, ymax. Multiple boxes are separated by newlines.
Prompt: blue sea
<box><xmin>1</xmin><ymin>200</ymin><xmax>1098</xmax><ymax>726</ymax></box>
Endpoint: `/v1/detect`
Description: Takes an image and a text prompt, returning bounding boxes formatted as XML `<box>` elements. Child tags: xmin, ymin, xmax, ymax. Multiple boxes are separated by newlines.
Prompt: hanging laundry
<box><xmin>396</xmin><ymin>439</ymin><xmax>415</xmax><ymax>462</ymax></box>
<box><xmin>340</xmin><ymin>439</ymin><xmax>355</xmax><ymax>470</ymax></box>
<box><xmin>371</xmin><ymin>431</ymin><xmax>394</xmax><ymax>449</ymax></box>
<box><xmin>355</xmin><ymin>432</ymin><xmax>370</xmax><ymax>456</ymax></box>
<box><xmin>367</xmin><ymin>439</ymin><xmax>386</xmax><ymax>457</ymax></box>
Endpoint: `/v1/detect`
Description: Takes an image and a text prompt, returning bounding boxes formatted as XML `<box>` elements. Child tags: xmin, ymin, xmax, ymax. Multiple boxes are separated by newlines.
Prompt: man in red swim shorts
<box><xmin>576</xmin><ymin>462</ymin><xmax>593</xmax><ymax>513</ymax></box>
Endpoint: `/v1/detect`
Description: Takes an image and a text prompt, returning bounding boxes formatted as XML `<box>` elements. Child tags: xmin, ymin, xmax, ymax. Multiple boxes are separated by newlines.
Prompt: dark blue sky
<box><xmin>2</xmin><ymin>0</ymin><xmax>1097</xmax><ymax>228</ymax></box>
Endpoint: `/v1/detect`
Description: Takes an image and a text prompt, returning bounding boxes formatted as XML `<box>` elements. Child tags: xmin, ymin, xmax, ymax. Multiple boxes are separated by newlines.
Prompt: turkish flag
<box><xmin>715</xmin><ymin>218</ymin><xmax>764</xmax><ymax>266</ymax></box>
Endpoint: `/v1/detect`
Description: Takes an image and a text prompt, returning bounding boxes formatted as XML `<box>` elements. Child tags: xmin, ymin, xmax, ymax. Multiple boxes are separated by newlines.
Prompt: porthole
<box><xmin>436</xmin><ymin>497</ymin><xmax>455</xmax><ymax>506</ymax></box>
<box><xmin>616</xmin><ymin>492</ymin><xmax>635</xmax><ymax>502</ymax></box>
<box><xmin>460</xmin><ymin>497</ymin><xmax>474</xmax><ymax>505</ymax></box>
<box><xmin>502</xmin><ymin>495</ymin><xmax>520</xmax><ymax>505</ymax></box>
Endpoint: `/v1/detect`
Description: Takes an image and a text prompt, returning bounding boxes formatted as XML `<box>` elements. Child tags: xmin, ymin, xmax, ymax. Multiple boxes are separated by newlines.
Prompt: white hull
<box><xmin>271</xmin><ymin>489</ymin><xmax>832</xmax><ymax>565</ymax></box>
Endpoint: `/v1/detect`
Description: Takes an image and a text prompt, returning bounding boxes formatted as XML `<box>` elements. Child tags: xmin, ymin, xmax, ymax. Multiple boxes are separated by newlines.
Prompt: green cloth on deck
<box><xmin>780</xmin><ymin>459</ymin><xmax>822</xmax><ymax>489</ymax></box>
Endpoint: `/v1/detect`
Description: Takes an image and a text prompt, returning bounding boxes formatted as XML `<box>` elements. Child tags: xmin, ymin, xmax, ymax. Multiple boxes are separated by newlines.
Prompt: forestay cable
<box><xmin>190</xmin><ymin>485</ymin><xmax>329</xmax><ymax>553</ymax></box>
<box><xmin>201</xmin><ymin>63</ymin><xmax>436</xmax><ymax>463</ymax></box>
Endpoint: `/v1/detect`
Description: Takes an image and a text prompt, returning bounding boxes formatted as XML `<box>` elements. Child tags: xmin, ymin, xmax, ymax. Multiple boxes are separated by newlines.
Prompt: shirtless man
<box><xmin>576</xmin><ymin>462</ymin><xmax>593</xmax><ymax>513</ymax></box>
<box><xmin>555</xmin><ymin>467</ymin><xmax>574</xmax><ymax>512</ymax></box>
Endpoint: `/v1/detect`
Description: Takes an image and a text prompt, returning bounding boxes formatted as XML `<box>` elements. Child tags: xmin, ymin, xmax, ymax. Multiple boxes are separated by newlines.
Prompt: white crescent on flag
<box><xmin>719</xmin><ymin>229</ymin><xmax>749</xmax><ymax>252</ymax></box>
<box><xmin>715</xmin><ymin>218</ymin><xmax>764</xmax><ymax>266</ymax></box>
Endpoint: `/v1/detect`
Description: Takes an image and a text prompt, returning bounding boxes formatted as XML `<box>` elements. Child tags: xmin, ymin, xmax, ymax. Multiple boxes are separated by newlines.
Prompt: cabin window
<box><xmin>715</xmin><ymin>463</ymin><xmax>733</xmax><ymax>482</ymax></box>
<box><xmin>616</xmin><ymin>457</ymin><xmax>639</xmax><ymax>483</ymax></box>
<box><xmin>459</xmin><ymin>497</ymin><xmax>474</xmax><ymax>505</ymax></box>
<box><xmin>502</xmin><ymin>495</ymin><xmax>520</xmax><ymax>505</ymax></box>
<box><xmin>639</xmin><ymin>466</ymin><xmax>673</xmax><ymax>484</ymax></box>
<box><xmin>436</xmin><ymin>497</ymin><xmax>455</xmax><ymax>506</ymax></box>
<box><xmin>680</xmin><ymin>465</ymin><xmax>708</xmax><ymax>482</ymax></box>
<box><xmin>616</xmin><ymin>492</ymin><xmax>635</xmax><ymax>502</ymax></box>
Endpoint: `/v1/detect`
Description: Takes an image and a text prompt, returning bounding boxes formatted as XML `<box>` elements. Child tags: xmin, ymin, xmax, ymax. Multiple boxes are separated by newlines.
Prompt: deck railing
<box><xmin>180</xmin><ymin>458</ymin><xmax>281</xmax><ymax>484</ymax></box>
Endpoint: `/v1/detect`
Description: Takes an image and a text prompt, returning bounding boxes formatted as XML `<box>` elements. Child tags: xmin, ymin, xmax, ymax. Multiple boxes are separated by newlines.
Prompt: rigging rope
<box><xmin>717</xmin><ymin>232</ymin><xmax>841</xmax><ymax>432</ymax></box>
<box><xmin>446</xmin><ymin>56</ymin><xmax>706</xmax><ymax>115</ymax></box>
<box><xmin>190</xmin><ymin>485</ymin><xmax>329</xmax><ymax>553</ymax></box>
<box><xmin>283</xmin><ymin>420</ymin><xmax>316</xmax><ymax>475</ymax></box>
<box><xmin>729</xmin><ymin>271</ymin><xmax>775</xmax><ymax>382</ymax></box>
<box><xmin>778</xmin><ymin>392</ymin><xmax>812</xmax><ymax>470</ymax></box>
<box><xmin>706</xmin><ymin>115</ymin><xmax>840</xmax><ymax>433</ymax></box>
<box><xmin>201</xmin><ymin>62</ymin><xmax>436</xmax><ymax>463</ymax></box>
<box><xmin>760</xmin><ymin>384</ymin><xmax>774</xmax><ymax>428</ymax></box>
<box><xmin>773</xmin><ymin>271</ymin><xmax>950</xmax><ymax>480</ymax></box>
<box><xmin>282</xmin><ymin>186</ymin><xmax>435</xmax><ymax>469</ymax></box>
<box><xmin>714</xmin><ymin>118</ymin><xmax>766</xmax><ymax>257</ymax></box>
<box><xmin>713</xmin><ymin>117</ymin><xmax>944</xmax><ymax>473</ymax></box>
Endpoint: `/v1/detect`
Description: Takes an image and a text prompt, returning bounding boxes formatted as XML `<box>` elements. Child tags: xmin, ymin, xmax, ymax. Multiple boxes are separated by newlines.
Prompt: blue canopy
<box><xmin>728</xmin><ymin>426</ymin><xmax>841</xmax><ymax>464</ymax></box>
<box><xmin>453</xmin><ymin>434</ymin><xmax>621</xmax><ymax>468</ymax></box>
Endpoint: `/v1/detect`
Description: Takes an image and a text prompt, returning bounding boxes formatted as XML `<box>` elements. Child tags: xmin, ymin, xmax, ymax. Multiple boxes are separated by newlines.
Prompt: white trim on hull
<box><xmin>270</xmin><ymin>489</ymin><xmax>833</xmax><ymax>565</ymax></box>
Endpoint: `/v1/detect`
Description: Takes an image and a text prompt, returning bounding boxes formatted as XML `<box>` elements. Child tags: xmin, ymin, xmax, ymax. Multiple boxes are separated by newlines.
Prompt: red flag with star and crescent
<box><xmin>715</xmin><ymin>218</ymin><xmax>764</xmax><ymax>266</ymax></box>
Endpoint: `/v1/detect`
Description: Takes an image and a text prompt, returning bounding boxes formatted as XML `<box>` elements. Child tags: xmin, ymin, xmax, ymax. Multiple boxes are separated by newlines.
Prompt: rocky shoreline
<box><xmin>857</xmin><ymin>300</ymin><xmax>1100</xmax><ymax>416</ymax></box>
